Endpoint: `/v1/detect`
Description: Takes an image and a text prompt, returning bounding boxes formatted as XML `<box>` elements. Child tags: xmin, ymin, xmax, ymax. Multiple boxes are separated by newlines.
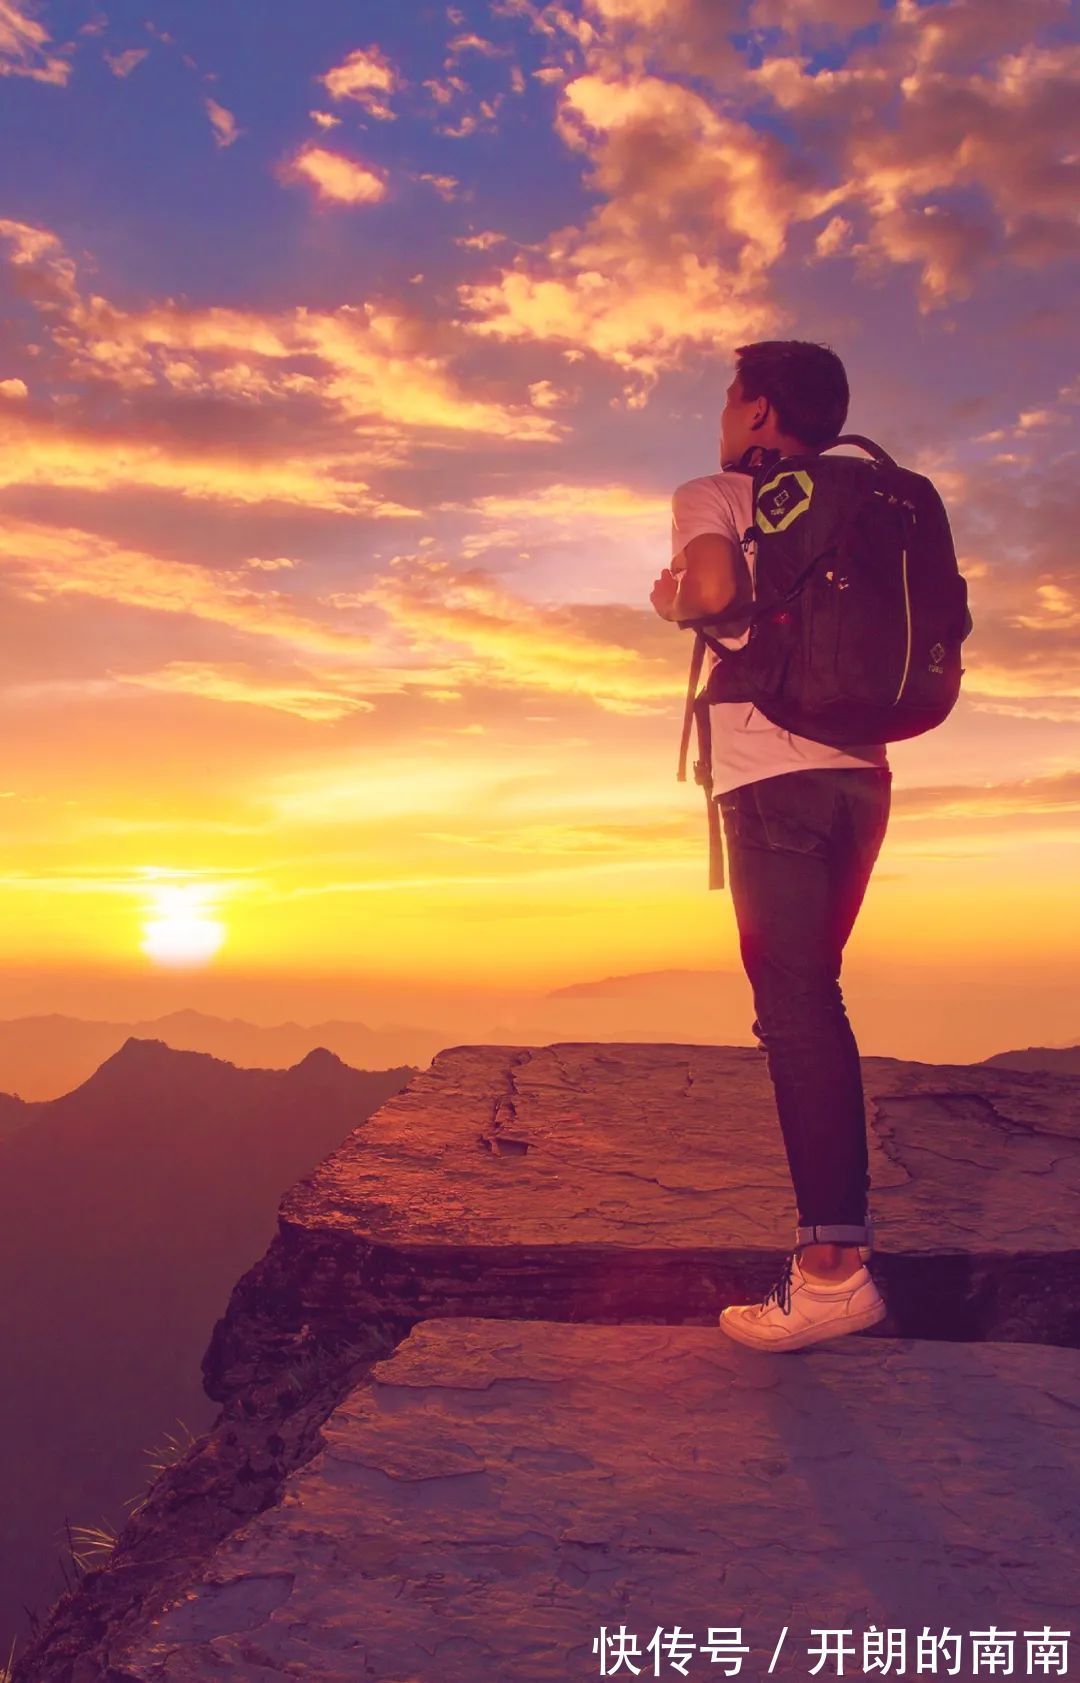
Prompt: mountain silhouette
<box><xmin>0</xmin><ymin>1038</ymin><xmax>417</xmax><ymax>1650</ymax></box>
<box><xmin>979</xmin><ymin>1043</ymin><xmax>1080</xmax><ymax>1075</ymax></box>
<box><xmin>0</xmin><ymin>1010</ymin><xmax>445</xmax><ymax>1101</ymax></box>
<box><xmin>0</xmin><ymin>1088</ymin><xmax>29</xmax><ymax>1142</ymax></box>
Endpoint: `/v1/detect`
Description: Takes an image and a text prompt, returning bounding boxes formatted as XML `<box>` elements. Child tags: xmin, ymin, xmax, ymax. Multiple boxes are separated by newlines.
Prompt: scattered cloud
<box><xmin>0</xmin><ymin>514</ymin><xmax>382</xmax><ymax>654</ymax></box>
<box><xmin>751</xmin><ymin>15</ymin><xmax>1080</xmax><ymax>308</ymax></box>
<box><xmin>205</xmin><ymin>96</ymin><xmax>242</xmax><ymax>148</ymax></box>
<box><xmin>0</xmin><ymin>218</ymin><xmax>562</xmax><ymax>452</ymax></box>
<box><xmin>456</xmin><ymin>70</ymin><xmax>830</xmax><ymax>399</ymax></box>
<box><xmin>0</xmin><ymin>408</ymin><xmax>421</xmax><ymax>513</ymax></box>
<box><xmin>484</xmin><ymin>0</ymin><xmax>1079</xmax><ymax>364</ymax></box>
<box><xmin>421</xmin><ymin>73</ymin><xmax>466</xmax><ymax>106</ymax></box>
<box><xmin>103</xmin><ymin>45</ymin><xmax>148</xmax><ymax>78</ymax></box>
<box><xmin>343</xmin><ymin>548</ymin><xmax>677</xmax><ymax>715</ymax></box>
<box><xmin>116</xmin><ymin>662</ymin><xmax>377</xmax><ymax>722</ymax></box>
<box><xmin>455</xmin><ymin>229</ymin><xmax>509</xmax><ymax>250</ymax></box>
<box><xmin>0</xmin><ymin>0</ymin><xmax>73</xmax><ymax>85</ymax></box>
<box><xmin>418</xmin><ymin>171</ymin><xmax>461</xmax><ymax>200</ymax></box>
<box><xmin>527</xmin><ymin>379</ymin><xmax>574</xmax><ymax>408</ymax></box>
<box><xmin>319</xmin><ymin>45</ymin><xmax>399</xmax><ymax>119</ymax></box>
<box><xmin>277</xmin><ymin>143</ymin><xmax>388</xmax><ymax>205</ymax></box>
<box><xmin>814</xmin><ymin>214</ymin><xmax>855</xmax><ymax>258</ymax></box>
<box><xmin>893</xmin><ymin>768</ymin><xmax>1080</xmax><ymax>820</ymax></box>
<box><xmin>445</xmin><ymin>31</ymin><xmax>511</xmax><ymax>63</ymax></box>
<box><xmin>446</xmin><ymin>479</ymin><xmax>669</xmax><ymax>524</ymax></box>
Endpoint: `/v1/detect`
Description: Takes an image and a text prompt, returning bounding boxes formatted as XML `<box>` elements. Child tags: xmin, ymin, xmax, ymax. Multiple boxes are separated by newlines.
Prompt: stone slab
<box><xmin>205</xmin><ymin>1043</ymin><xmax>1080</xmax><ymax>1356</ymax></box>
<box><xmin>286</xmin><ymin>1042</ymin><xmax>1080</xmax><ymax>1253</ymax></box>
<box><xmin>121</xmin><ymin>1316</ymin><xmax>1080</xmax><ymax>1682</ymax></box>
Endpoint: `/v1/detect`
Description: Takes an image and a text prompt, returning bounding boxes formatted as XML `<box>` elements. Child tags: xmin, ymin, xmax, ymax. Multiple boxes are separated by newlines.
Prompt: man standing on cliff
<box><xmin>651</xmin><ymin>340</ymin><xmax>891</xmax><ymax>1352</ymax></box>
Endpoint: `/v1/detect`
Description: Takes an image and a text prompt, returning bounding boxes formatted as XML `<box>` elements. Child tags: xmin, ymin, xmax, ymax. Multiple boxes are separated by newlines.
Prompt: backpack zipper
<box><xmin>895</xmin><ymin>517</ymin><xmax>914</xmax><ymax>702</ymax></box>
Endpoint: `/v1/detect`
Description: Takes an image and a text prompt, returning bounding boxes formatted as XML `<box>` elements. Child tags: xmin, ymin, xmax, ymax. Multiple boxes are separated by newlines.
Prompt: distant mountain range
<box><xmin>0</xmin><ymin>982</ymin><xmax>754</xmax><ymax>1103</ymax></box>
<box><xmin>0</xmin><ymin>1038</ymin><xmax>416</xmax><ymax>1654</ymax></box>
<box><xmin>0</xmin><ymin>985</ymin><xmax>1075</xmax><ymax>1104</ymax></box>
<box><xmin>979</xmin><ymin>1045</ymin><xmax>1080</xmax><ymax>1076</ymax></box>
<box><xmin>0</xmin><ymin>1008</ymin><xmax>444</xmax><ymax>1103</ymax></box>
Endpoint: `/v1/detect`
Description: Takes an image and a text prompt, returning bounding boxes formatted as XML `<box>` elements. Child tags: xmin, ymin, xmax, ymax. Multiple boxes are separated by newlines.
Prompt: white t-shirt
<box><xmin>670</xmin><ymin>471</ymin><xmax>889</xmax><ymax>797</ymax></box>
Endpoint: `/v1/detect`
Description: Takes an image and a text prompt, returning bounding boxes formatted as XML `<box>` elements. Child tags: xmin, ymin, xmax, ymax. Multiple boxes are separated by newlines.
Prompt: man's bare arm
<box><xmin>671</xmin><ymin>532</ymin><xmax>752</xmax><ymax>625</ymax></box>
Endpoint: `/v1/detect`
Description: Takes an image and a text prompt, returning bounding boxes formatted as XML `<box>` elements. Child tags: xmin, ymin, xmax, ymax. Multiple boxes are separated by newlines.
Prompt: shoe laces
<box><xmin>760</xmin><ymin>1251</ymin><xmax>796</xmax><ymax>1316</ymax></box>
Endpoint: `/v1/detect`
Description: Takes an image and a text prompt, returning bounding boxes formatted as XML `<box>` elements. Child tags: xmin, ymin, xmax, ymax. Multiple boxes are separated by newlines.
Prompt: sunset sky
<box><xmin>0</xmin><ymin>0</ymin><xmax>1077</xmax><ymax>1056</ymax></box>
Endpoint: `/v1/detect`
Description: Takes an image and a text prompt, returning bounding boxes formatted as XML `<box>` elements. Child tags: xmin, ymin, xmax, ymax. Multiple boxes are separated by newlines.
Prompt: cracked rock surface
<box><xmin>121</xmin><ymin>1317</ymin><xmax>1080</xmax><ymax>1683</ymax></box>
<box><xmin>285</xmin><ymin>1041</ymin><xmax>1080</xmax><ymax>1253</ymax></box>
<box><xmin>207</xmin><ymin>1041</ymin><xmax>1080</xmax><ymax>1353</ymax></box>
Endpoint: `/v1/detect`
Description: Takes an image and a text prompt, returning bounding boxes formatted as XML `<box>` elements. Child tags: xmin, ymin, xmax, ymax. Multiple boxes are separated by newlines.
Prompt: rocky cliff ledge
<box><xmin>16</xmin><ymin>1042</ymin><xmax>1080</xmax><ymax>1683</ymax></box>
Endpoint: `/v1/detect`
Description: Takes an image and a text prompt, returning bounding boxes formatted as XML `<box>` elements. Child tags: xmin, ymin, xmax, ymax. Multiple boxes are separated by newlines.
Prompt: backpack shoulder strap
<box><xmin>814</xmin><ymin>435</ymin><xmax>898</xmax><ymax>468</ymax></box>
<box><xmin>677</xmin><ymin>630</ymin><xmax>708</xmax><ymax>782</ymax></box>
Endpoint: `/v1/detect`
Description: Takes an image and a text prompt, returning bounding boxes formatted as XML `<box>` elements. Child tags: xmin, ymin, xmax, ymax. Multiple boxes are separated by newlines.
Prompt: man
<box><xmin>651</xmin><ymin>339</ymin><xmax>891</xmax><ymax>1353</ymax></box>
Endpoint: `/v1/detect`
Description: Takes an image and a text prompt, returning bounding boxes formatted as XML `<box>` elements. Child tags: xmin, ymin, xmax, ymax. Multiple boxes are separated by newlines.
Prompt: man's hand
<box><xmin>650</xmin><ymin>567</ymin><xmax>680</xmax><ymax>621</ymax></box>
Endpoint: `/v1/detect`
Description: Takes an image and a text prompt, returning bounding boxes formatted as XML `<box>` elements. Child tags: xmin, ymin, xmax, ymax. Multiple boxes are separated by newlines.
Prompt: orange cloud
<box><xmin>0</xmin><ymin>216</ymin><xmax>78</xmax><ymax>308</ymax></box>
<box><xmin>585</xmin><ymin>0</ymin><xmax>673</xmax><ymax>23</ymax></box>
<box><xmin>277</xmin><ymin>143</ymin><xmax>388</xmax><ymax>205</ymax></box>
<box><xmin>445</xmin><ymin>31</ymin><xmax>509</xmax><ymax>61</ymax></box>
<box><xmin>103</xmin><ymin>45</ymin><xmax>148</xmax><ymax>77</ymax></box>
<box><xmin>455</xmin><ymin>229</ymin><xmax>508</xmax><ymax>250</ymax></box>
<box><xmin>752</xmin><ymin>13</ymin><xmax>1080</xmax><ymax>307</ymax></box>
<box><xmin>456</xmin><ymin>70</ymin><xmax>834</xmax><ymax>396</ymax></box>
<box><xmin>0</xmin><ymin>505</ymin><xmax>690</xmax><ymax>729</ymax></box>
<box><xmin>890</xmin><ymin>770</ymin><xmax>1080</xmax><ymax>823</ymax></box>
<box><xmin>0</xmin><ymin>408</ymin><xmax>422</xmax><ymax>514</ymax></box>
<box><xmin>115</xmin><ymin>662</ymin><xmax>378</xmax><ymax>723</ymax></box>
<box><xmin>527</xmin><ymin>379</ymin><xmax>574</xmax><ymax>409</ymax></box>
<box><xmin>814</xmin><ymin>214</ymin><xmax>855</xmax><ymax>257</ymax></box>
<box><xmin>319</xmin><ymin>45</ymin><xmax>399</xmax><ymax>118</ymax></box>
<box><xmin>0</xmin><ymin>515</ymin><xmax>388</xmax><ymax>651</ymax></box>
<box><xmin>429</xmin><ymin>477</ymin><xmax>671</xmax><ymax>578</ymax></box>
<box><xmin>344</xmin><ymin>550</ymin><xmax>678</xmax><ymax>715</ymax></box>
<box><xmin>748</xmin><ymin>0</ymin><xmax>881</xmax><ymax>40</ymax></box>
<box><xmin>960</xmin><ymin>563</ymin><xmax>1080</xmax><ymax>720</ymax></box>
<box><xmin>205</xmin><ymin>97</ymin><xmax>242</xmax><ymax>148</ymax></box>
<box><xmin>0</xmin><ymin>219</ymin><xmax>560</xmax><ymax>445</ymax></box>
<box><xmin>502</xmin><ymin>0</ymin><xmax>1078</xmax><ymax>336</ymax></box>
<box><xmin>448</xmin><ymin>480</ymin><xmax>669</xmax><ymax>523</ymax></box>
<box><xmin>418</xmin><ymin>172</ymin><xmax>461</xmax><ymax>200</ymax></box>
<box><xmin>0</xmin><ymin>0</ymin><xmax>72</xmax><ymax>84</ymax></box>
<box><xmin>421</xmin><ymin>75</ymin><xmax>462</xmax><ymax>105</ymax></box>
<box><xmin>909</xmin><ymin>439</ymin><xmax>1080</xmax><ymax>722</ymax></box>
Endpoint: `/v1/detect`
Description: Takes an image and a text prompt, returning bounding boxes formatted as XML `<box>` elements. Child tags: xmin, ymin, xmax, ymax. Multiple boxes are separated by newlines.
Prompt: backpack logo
<box><xmin>756</xmin><ymin>470</ymin><xmax>814</xmax><ymax>533</ymax></box>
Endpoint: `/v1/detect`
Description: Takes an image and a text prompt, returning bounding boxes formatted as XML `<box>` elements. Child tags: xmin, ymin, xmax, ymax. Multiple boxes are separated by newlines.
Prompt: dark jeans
<box><xmin>717</xmin><ymin>765</ymin><xmax>892</xmax><ymax>1248</ymax></box>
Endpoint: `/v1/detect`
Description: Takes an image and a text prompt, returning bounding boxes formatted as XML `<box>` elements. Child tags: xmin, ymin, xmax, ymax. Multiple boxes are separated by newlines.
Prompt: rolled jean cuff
<box><xmin>795</xmin><ymin>1221</ymin><xmax>871</xmax><ymax>1247</ymax></box>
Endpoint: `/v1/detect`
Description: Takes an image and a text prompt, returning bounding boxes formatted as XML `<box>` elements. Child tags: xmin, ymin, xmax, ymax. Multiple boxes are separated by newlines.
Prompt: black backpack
<box><xmin>676</xmin><ymin>436</ymin><xmax>973</xmax><ymax>888</ymax></box>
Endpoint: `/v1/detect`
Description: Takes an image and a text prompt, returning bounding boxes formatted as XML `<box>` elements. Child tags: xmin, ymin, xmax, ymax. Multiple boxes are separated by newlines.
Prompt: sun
<box><xmin>140</xmin><ymin>885</ymin><xmax>226</xmax><ymax>968</ymax></box>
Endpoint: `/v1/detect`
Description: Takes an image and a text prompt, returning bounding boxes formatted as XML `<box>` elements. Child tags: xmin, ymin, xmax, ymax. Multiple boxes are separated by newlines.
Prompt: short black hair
<box><xmin>734</xmin><ymin>340</ymin><xmax>849</xmax><ymax>448</ymax></box>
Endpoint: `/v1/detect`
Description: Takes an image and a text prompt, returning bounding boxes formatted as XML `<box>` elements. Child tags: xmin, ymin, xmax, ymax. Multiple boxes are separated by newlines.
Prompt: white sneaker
<box><xmin>719</xmin><ymin>1251</ymin><xmax>887</xmax><ymax>1352</ymax></box>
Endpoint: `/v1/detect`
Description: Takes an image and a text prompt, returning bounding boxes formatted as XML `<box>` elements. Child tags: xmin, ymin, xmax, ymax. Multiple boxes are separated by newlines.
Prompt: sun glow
<box><xmin>140</xmin><ymin>885</ymin><xmax>226</xmax><ymax>968</ymax></box>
